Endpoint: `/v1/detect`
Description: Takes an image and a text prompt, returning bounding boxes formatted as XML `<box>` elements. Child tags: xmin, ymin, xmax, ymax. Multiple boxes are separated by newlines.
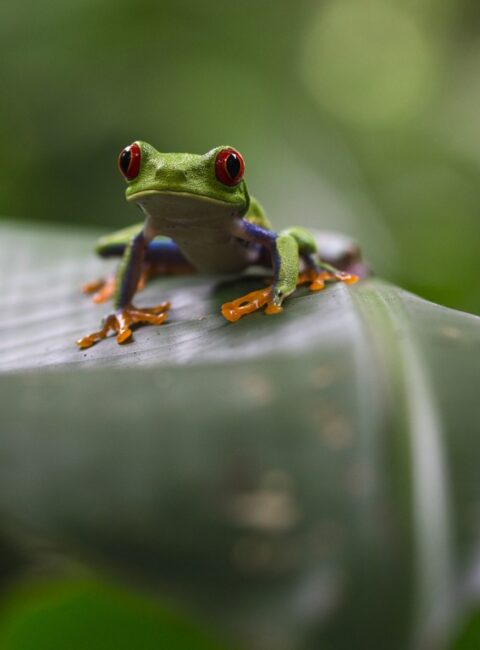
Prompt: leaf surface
<box><xmin>1</xmin><ymin>220</ymin><xmax>479</xmax><ymax>650</ymax></box>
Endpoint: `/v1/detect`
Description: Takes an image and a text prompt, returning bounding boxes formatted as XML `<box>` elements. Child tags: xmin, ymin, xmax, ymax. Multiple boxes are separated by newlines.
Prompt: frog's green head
<box><xmin>118</xmin><ymin>141</ymin><xmax>249</xmax><ymax>216</ymax></box>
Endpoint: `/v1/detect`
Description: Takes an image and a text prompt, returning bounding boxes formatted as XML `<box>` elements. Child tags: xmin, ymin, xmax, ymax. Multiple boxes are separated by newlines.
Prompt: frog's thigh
<box><xmin>312</xmin><ymin>231</ymin><xmax>362</xmax><ymax>270</ymax></box>
<box><xmin>94</xmin><ymin>223</ymin><xmax>144</xmax><ymax>257</ymax></box>
<box><xmin>280</xmin><ymin>226</ymin><xmax>317</xmax><ymax>255</ymax></box>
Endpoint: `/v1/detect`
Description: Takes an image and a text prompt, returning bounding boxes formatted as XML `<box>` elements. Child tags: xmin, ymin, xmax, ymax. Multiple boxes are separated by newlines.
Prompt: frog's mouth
<box><xmin>127</xmin><ymin>189</ymin><xmax>242</xmax><ymax>205</ymax></box>
<box><xmin>127</xmin><ymin>190</ymin><xmax>247</xmax><ymax>226</ymax></box>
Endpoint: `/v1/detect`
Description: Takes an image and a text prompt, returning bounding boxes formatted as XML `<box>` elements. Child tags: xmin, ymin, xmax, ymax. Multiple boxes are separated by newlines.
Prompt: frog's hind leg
<box><xmin>294</xmin><ymin>228</ymin><xmax>360</xmax><ymax>292</ymax></box>
<box><xmin>298</xmin><ymin>252</ymin><xmax>359</xmax><ymax>292</ymax></box>
<box><xmin>94</xmin><ymin>223</ymin><xmax>145</xmax><ymax>258</ymax></box>
<box><xmin>311</xmin><ymin>231</ymin><xmax>368</xmax><ymax>279</ymax></box>
<box><xmin>270</xmin><ymin>226</ymin><xmax>358</xmax><ymax>298</ymax></box>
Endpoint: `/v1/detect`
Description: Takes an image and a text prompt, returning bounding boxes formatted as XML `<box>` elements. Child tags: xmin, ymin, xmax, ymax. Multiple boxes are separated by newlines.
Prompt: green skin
<box><xmin>82</xmin><ymin>142</ymin><xmax>360</xmax><ymax>345</ymax></box>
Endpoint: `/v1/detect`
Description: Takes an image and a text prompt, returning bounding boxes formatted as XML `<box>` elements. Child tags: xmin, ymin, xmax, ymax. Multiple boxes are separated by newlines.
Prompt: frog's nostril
<box><xmin>156</xmin><ymin>168</ymin><xmax>188</xmax><ymax>183</ymax></box>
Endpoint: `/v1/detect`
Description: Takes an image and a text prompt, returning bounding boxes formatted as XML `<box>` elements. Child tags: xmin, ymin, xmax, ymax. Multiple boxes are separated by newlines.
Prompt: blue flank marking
<box><xmin>145</xmin><ymin>240</ymin><xmax>188</xmax><ymax>265</ymax></box>
<box><xmin>99</xmin><ymin>238</ymin><xmax>188</xmax><ymax>266</ymax></box>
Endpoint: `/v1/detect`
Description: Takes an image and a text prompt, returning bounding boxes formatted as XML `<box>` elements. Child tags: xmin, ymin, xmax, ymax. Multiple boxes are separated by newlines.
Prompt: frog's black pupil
<box><xmin>226</xmin><ymin>153</ymin><xmax>241</xmax><ymax>179</ymax></box>
<box><xmin>119</xmin><ymin>149</ymin><xmax>131</xmax><ymax>175</ymax></box>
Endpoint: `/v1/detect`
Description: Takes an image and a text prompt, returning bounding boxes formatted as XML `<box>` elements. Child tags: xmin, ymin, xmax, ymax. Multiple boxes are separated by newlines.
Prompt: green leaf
<box><xmin>450</xmin><ymin>608</ymin><xmax>480</xmax><ymax>650</ymax></box>
<box><xmin>0</xmin><ymin>579</ymin><xmax>225</xmax><ymax>650</ymax></box>
<box><xmin>1</xmin><ymin>219</ymin><xmax>480</xmax><ymax>650</ymax></box>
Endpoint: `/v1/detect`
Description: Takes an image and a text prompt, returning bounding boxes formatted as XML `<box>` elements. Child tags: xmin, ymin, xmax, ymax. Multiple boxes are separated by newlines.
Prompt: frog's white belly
<box><xmin>137</xmin><ymin>191</ymin><xmax>252</xmax><ymax>273</ymax></box>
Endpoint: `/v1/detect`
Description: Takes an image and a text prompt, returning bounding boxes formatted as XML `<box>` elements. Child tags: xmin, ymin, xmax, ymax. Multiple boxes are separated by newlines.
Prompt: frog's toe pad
<box><xmin>298</xmin><ymin>270</ymin><xmax>359</xmax><ymax>292</ymax></box>
<box><xmin>81</xmin><ymin>269</ymin><xmax>150</xmax><ymax>305</ymax></box>
<box><xmin>81</xmin><ymin>276</ymin><xmax>117</xmax><ymax>304</ymax></box>
<box><xmin>76</xmin><ymin>302</ymin><xmax>170</xmax><ymax>349</ymax></box>
<box><xmin>221</xmin><ymin>287</ymin><xmax>281</xmax><ymax>322</ymax></box>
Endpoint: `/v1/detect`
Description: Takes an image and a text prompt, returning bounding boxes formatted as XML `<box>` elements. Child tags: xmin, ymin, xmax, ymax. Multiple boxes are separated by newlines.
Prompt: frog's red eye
<box><xmin>215</xmin><ymin>148</ymin><xmax>245</xmax><ymax>186</ymax></box>
<box><xmin>118</xmin><ymin>143</ymin><xmax>141</xmax><ymax>181</ymax></box>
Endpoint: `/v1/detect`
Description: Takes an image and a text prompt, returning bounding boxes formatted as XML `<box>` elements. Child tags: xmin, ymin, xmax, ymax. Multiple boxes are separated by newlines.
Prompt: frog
<box><xmin>77</xmin><ymin>142</ymin><xmax>363</xmax><ymax>349</ymax></box>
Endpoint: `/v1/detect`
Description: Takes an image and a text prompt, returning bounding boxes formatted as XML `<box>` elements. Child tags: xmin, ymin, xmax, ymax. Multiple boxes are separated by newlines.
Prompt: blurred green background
<box><xmin>1</xmin><ymin>0</ymin><xmax>480</xmax><ymax>314</ymax></box>
<box><xmin>1</xmin><ymin>1</ymin><xmax>480</xmax><ymax>647</ymax></box>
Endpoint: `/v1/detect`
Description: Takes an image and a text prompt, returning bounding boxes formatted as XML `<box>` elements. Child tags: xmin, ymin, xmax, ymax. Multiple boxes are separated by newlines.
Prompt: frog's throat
<box><xmin>126</xmin><ymin>189</ymin><xmax>247</xmax><ymax>211</ymax></box>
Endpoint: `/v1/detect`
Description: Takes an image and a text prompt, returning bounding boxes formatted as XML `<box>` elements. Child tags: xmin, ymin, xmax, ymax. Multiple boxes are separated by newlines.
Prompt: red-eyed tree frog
<box><xmin>77</xmin><ymin>142</ymin><xmax>364</xmax><ymax>348</ymax></box>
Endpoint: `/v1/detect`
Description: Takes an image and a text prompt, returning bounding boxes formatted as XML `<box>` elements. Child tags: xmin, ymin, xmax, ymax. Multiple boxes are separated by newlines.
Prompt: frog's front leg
<box><xmin>82</xmin><ymin>224</ymin><xmax>154</xmax><ymax>304</ymax></box>
<box><xmin>221</xmin><ymin>222</ymin><xmax>300</xmax><ymax>322</ymax></box>
<box><xmin>221</xmin><ymin>223</ymin><xmax>359</xmax><ymax>323</ymax></box>
<box><xmin>83</xmin><ymin>227</ymin><xmax>194</xmax><ymax>304</ymax></box>
<box><xmin>77</xmin><ymin>230</ymin><xmax>170</xmax><ymax>349</ymax></box>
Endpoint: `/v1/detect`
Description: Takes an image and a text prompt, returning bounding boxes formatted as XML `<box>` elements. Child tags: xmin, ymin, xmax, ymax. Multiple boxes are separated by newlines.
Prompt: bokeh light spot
<box><xmin>300</xmin><ymin>0</ymin><xmax>438</xmax><ymax>128</ymax></box>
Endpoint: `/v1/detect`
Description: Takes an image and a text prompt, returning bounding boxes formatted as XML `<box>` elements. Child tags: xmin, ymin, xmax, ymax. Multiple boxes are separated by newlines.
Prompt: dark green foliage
<box><xmin>0</xmin><ymin>580</ymin><xmax>224</xmax><ymax>650</ymax></box>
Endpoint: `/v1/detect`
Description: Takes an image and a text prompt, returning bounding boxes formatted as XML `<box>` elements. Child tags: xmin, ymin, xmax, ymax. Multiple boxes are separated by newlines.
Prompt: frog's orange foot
<box><xmin>81</xmin><ymin>276</ymin><xmax>117</xmax><ymax>304</ymax></box>
<box><xmin>76</xmin><ymin>302</ymin><xmax>170</xmax><ymax>349</ymax></box>
<box><xmin>221</xmin><ymin>286</ymin><xmax>282</xmax><ymax>323</ymax></box>
<box><xmin>81</xmin><ymin>270</ymin><xmax>150</xmax><ymax>305</ymax></box>
<box><xmin>298</xmin><ymin>270</ymin><xmax>359</xmax><ymax>292</ymax></box>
